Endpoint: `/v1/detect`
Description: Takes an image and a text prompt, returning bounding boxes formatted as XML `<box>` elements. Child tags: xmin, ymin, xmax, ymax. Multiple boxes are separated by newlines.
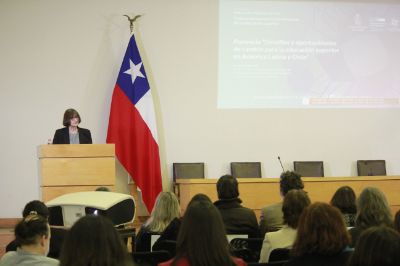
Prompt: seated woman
<box><xmin>259</xmin><ymin>189</ymin><xmax>310</xmax><ymax>263</ymax></box>
<box><xmin>0</xmin><ymin>213</ymin><xmax>59</xmax><ymax>266</ymax></box>
<box><xmin>349</xmin><ymin>187</ymin><xmax>393</xmax><ymax>247</ymax></box>
<box><xmin>330</xmin><ymin>186</ymin><xmax>357</xmax><ymax>227</ymax></box>
<box><xmin>135</xmin><ymin>191</ymin><xmax>180</xmax><ymax>251</ymax></box>
<box><xmin>6</xmin><ymin>200</ymin><xmax>66</xmax><ymax>259</ymax></box>
<box><xmin>347</xmin><ymin>226</ymin><xmax>400</xmax><ymax>266</ymax></box>
<box><xmin>285</xmin><ymin>202</ymin><xmax>352</xmax><ymax>266</ymax></box>
<box><xmin>159</xmin><ymin>195</ymin><xmax>246</xmax><ymax>266</ymax></box>
<box><xmin>59</xmin><ymin>215</ymin><xmax>132</xmax><ymax>266</ymax></box>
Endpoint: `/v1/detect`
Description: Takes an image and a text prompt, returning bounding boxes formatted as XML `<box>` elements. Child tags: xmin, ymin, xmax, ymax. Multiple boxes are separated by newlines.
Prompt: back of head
<box><xmin>176</xmin><ymin>199</ymin><xmax>234</xmax><ymax>266</ymax></box>
<box><xmin>356</xmin><ymin>187</ymin><xmax>393</xmax><ymax>229</ymax></box>
<box><xmin>348</xmin><ymin>226</ymin><xmax>400</xmax><ymax>266</ymax></box>
<box><xmin>146</xmin><ymin>191</ymin><xmax>180</xmax><ymax>232</ymax></box>
<box><xmin>282</xmin><ymin>189</ymin><xmax>311</xmax><ymax>229</ymax></box>
<box><xmin>330</xmin><ymin>186</ymin><xmax>357</xmax><ymax>214</ymax></box>
<box><xmin>216</xmin><ymin>174</ymin><xmax>239</xmax><ymax>200</ymax></box>
<box><xmin>22</xmin><ymin>200</ymin><xmax>49</xmax><ymax>218</ymax></box>
<box><xmin>292</xmin><ymin>202</ymin><xmax>350</xmax><ymax>257</ymax></box>
<box><xmin>60</xmin><ymin>215</ymin><xmax>131</xmax><ymax>266</ymax></box>
<box><xmin>280</xmin><ymin>171</ymin><xmax>304</xmax><ymax>196</ymax></box>
<box><xmin>15</xmin><ymin>214</ymin><xmax>49</xmax><ymax>247</ymax></box>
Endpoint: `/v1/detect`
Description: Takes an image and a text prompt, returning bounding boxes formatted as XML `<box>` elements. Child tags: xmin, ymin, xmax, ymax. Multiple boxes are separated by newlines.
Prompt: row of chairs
<box><xmin>173</xmin><ymin>160</ymin><xmax>387</xmax><ymax>179</ymax></box>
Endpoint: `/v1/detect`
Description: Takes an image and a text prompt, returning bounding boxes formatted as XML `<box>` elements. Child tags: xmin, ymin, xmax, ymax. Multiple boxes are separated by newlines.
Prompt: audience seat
<box><xmin>269</xmin><ymin>248</ymin><xmax>290</xmax><ymax>262</ymax></box>
<box><xmin>293</xmin><ymin>161</ymin><xmax>324</xmax><ymax>177</ymax></box>
<box><xmin>357</xmin><ymin>160</ymin><xmax>386</xmax><ymax>176</ymax></box>
<box><xmin>230</xmin><ymin>237</ymin><xmax>264</xmax><ymax>263</ymax></box>
<box><xmin>230</xmin><ymin>162</ymin><xmax>262</xmax><ymax>178</ymax></box>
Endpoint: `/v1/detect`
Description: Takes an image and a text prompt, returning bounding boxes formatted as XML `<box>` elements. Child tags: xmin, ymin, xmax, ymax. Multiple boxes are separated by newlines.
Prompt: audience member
<box><xmin>347</xmin><ymin>226</ymin><xmax>400</xmax><ymax>266</ymax></box>
<box><xmin>349</xmin><ymin>187</ymin><xmax>393</xmax><ymax>247</ymax></box>
<box><xmin>214</xmin><ymin>174</ymin><xmax>260</xmax><ymax>237</ymax></box>
<box><xmin>95</xmin><ymin>186</ymin><xmax>111</xmax><ymax>192</ymax></box>
<box><xmin>259</xmin><ymin>171</ymin><xmax>304</xmax><ymax>234</ymax></box>
<box><xmin>285</xmin><ymin>202</ymin><xmax>351</xmax><ymax>266</ymax></box>
<box><xmin>135</xmin><ymin>191</ymin><xmax>180</xmax><ymax>251</ymax></box>
<box><xmin>5</xmin><ymin>200</ymin><xmax>66</xmax><ymax>259</ymax></box>
<box><xmin>59</xmin><ymin>215</ymin><xmax>132</xmax><ymax>266</ymax></box>
<box><xmin>0</xmin><ymin>214</ymin><xmax>58</xmax><ymax>266</ymax></box>
<box><xmin>395</xmin><ymin>209</ymin><xmax>400</xmax><ymax>233</ymax></box>
<box><xmin>152</xmin><ymin>193</ymin><xmax>211</xmax><ymax>252</ymax></box>
<box><xmin>159</xmin><ymin>197</ymin><xmax>246</xmax><ymax>266</ymax></box>
<box><xmin>259</xmin><ymin>189</ymin><xmax>310</xmax><ymax>263</ymax></box>
<box><xmin>330</xmin><ymin>186</ymin><xmax>357</xmax><ymax>227</ymax></box>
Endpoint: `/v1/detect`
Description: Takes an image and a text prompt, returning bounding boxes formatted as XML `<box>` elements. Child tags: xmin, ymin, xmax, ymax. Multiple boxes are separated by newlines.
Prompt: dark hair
<box><xmin>15</xmin><ymin>214</ymin><xmax>49</xmax><ymax>246</ymax></box>
<box><xmin>174</xmin><ymin>199</ymin><xmax>236</xmax><ymax>266</ymax></box>
<box><xmin>355</xmin><ymin>187</ymin><xmax>393</xmax><ymax>229</ymax></box>
<box><xmin>95</xmin><ymin>186</ymin><xmax>111</xmax><ymax>192</ymax></box>
<box><xmin>217</xmin><ymin>174</ymin><xmax>239</xmax><ymax>200</ymax></box>
<box><xmin>291</xmin><ymin>202</ymin><xmax>350</xmax><ymax>257</ymax></box>
<box><xmin>280</xmin><ymin>171</ymin><xmax>304</xmax><ymax>196</ymax></box>
<box><xmin>282</xmin><ymin>189</ymin><xmax>310</xmax><ymax>228</ymax></box>
<box><xmin>22</xmin><ymin>200</ymin><xmax>49</xmax><ymax>218</ymax></box>
<box><xmin>348</xmin><ymin>226</ymin><xmax>400</xmax><ymax>266</ymax></box>
<box><xmin>63</xmin><ymin>108</ymin><xmax>81</xmax><ymax>126</ymax></box>
<box><xmin>330</xmin><ymin>186</ymin><xmax>357</xmax><ymax>214</ymax></box>
<box><xmin>60</xmin><ymin>215</ymin><xmax>132</xmax><ymax>266</ymax></box>
<box><xmin>395</xmin><ymin>210</ymin><xmax>400</xmax><ymax>233</ymax></box>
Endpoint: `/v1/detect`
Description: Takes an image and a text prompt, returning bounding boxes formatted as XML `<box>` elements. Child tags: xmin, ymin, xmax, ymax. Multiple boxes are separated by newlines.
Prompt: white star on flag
<box><xmin>124</xmin><ymin>59</ymin><xmax>145</xmax><ymax>84</ymax></box>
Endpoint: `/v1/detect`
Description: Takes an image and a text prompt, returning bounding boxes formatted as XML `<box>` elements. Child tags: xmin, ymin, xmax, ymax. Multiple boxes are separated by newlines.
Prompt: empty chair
<box><xmin>172</xmin><ymin>162</ymin><xmax>205</xmax><ymax>181</ymax></box>
<box><xmin>230</xmin><ymin>162</ymin><xmax>262</xmax><ymax>178</ymax></box>
<box><xmin>357</xmin><ymin>160</ymin><xmax>386</xmax><ymax>176</ymax></box>
<box><xmin>293</xmin><ymin>161</ymin><xmax>324</xmax><ymax>177</ymax></box>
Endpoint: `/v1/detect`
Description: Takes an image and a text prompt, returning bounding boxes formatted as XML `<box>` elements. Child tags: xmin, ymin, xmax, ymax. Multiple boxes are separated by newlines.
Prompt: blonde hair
<box><xmin>145</xmin><ymin>192</ymin><xmax>180</xmax><ymax>232</ymax></box>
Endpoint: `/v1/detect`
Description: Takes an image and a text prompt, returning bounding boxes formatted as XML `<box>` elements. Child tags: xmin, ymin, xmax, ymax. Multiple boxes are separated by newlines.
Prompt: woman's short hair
<box><xmin>15</xmin><ymin>214</ymin><xmax>49</xmax><ymax>246</ymax></box>
<box><xmin>348</xmin><ymin>226</ymin><xmax>400</xmax><ymax>266</ymax></box>
<box><xmin>355</xmin><ymin>187</ymin><xmax>393</xmax><ymax>229</ymax></box>
<box><xmin>63</xmin><ymin>108</ymin><xmax>81</xmax><ymax>126</ymax></box>
<box><xmin>216</xmin><ymin>174</ymin><xmax>239</xmax><ymax>200</ymax></box>
<box><xmin>145</xmin><ymin>192</ymin><xmax>180</xmax><ymax>232</ymax></box>
<box><xmin>59</xmin><ymin>215</ymin><xmax>131</xmax><ymax>266</ymax></box>
<box><xmin>22</xmin><ymin>200</ymin><xmax>49</xmax><ymax>218</ymax></box>
<box><xmin>282</xmin><ymin>189</ymin><xmax>311</xmax><ymax>229</ymax></box>
<box><xmin>280</xmin><ymin>171</ymin><xmax>304</xmax><ymax>196</ymax></box>
<box><xmin>174</xmin><ymin>198</ymin><xmax>236</xmax><ymax>266</ymax></box>
<box><xmin>330</xmin><ymin>186</ymin><xmax>357</xmax><ymax>214</ymax></box>
<box><xmin>291</xmin><ymin>202</ymin><xmax>350</xmax><ymax>257</ymax></box>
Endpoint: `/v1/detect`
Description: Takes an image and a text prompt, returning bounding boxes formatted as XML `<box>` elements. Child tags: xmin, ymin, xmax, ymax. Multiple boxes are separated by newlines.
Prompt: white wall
<box><xmin>0</xmin><ymin>0</ymin><xmax>399</xmax><ymax>218</ymax></box>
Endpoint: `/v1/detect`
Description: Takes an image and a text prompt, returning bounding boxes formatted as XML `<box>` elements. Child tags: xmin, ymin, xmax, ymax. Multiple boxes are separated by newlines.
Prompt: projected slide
<box><xmin>218</xmin><ymin>0</ymin><xmax>400</xmax><ymax>108</ymax></box>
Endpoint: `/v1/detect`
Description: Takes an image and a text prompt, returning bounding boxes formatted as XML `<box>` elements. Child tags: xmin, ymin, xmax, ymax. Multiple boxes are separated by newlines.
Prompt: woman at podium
<box><xmin>52</xmin><ymin>108</ymin><xmax>92</xmax><ymax>144</ymax></box>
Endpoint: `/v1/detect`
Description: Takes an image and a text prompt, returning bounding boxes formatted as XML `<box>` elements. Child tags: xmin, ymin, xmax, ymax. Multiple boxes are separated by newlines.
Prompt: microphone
<box><xmin>278</xmin><ymin>156</ymin><xmax>285</xmax><ymax>172</ymax></box>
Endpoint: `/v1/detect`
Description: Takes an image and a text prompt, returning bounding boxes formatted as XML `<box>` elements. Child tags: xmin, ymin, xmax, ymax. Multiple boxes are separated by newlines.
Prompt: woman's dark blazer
<box><xmin>52</xmin><ymin>127</ymin><xmax>92</xmax><ymax>144</ymax></box>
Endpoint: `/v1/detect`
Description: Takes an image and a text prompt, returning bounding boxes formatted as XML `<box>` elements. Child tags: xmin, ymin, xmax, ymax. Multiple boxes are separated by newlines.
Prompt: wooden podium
<box><xmin>38</xmin><ymin>144</ymin><xmax>116</xmax><ymax>202</ymax></box>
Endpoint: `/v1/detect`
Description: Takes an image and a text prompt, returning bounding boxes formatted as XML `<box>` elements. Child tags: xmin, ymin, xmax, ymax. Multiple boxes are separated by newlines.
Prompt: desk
<box><xmin>176</xmin><ymin>176</ymin><xmax>400</xmax><ymax>218</ymax></box>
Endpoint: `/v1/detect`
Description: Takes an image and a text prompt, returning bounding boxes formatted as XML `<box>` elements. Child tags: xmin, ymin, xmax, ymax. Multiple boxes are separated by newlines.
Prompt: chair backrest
<box><xmin>230</xmin><ymin>237</ymin><xmax>263</xmax><ymax>263</ymax></box>
<box><xmin>152</xmin><ymin>240</ymin><xmax>177</xmax><ymax>257</ymax></box>
<box><xmin>132</xmin><ymin>250</ymin><xmax>171</xmax><ymax>266</ymax></box>
<box><xmin>269</xmin><ymin>248</ymin><xmax>290</xmax><ymax>262</ymax></box>
<box><xmin>357</xmin><ymin>160</ymin><xmax>386</xmax><ymax>176</ymax></box>
<box><xmin>293</xmin><ymin>161</ymin><xmax>324</xmax><ymax>177</ymax></box>
<box><xmin>230</xmin><ymin>162</ymin><xmax>262</xmax><ymax>178</ymax></box>
<box><xmin>172</xmin><ymin>162</ymin><xmax>205</xmax><ymax>181</ymax></box>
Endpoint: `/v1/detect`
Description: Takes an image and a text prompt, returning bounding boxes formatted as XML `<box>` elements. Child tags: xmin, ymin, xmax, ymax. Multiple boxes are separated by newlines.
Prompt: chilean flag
<box><xmin>107</xmin><ymin>34</ymin><xmax>162</xmax><ymax>212</ymax></box>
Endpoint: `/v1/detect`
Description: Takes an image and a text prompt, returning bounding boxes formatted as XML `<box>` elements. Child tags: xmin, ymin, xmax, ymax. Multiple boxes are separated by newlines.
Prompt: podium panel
<box><xmin>38</xmin><ymin>144</ymin><xmax>116</xmax><ymax>201</ymax></box>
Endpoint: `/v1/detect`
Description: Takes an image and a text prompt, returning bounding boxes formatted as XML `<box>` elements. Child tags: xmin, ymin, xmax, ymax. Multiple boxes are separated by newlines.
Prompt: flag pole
<box><xmin>123</xmin><ymin>15</ymin><xmax>142</xmax><ymax>33</ymax></box>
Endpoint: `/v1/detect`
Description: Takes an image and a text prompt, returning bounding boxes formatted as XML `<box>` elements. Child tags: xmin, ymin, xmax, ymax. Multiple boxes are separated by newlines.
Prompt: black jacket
<box><xmin>52</xmin><ymin>127</ymin><xmax>92</xmax><ymax>144</ymax></box>
<box><xmin>214</xmin><ymin>198</ymin><xmax>260</xmax><ymax>238</ymax></box>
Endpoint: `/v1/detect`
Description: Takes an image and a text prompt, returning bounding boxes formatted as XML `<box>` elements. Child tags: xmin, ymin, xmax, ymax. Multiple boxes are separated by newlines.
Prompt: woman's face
<box><xmin>70</xmin><ymin>116</ymin><xmax>79</xmax><ymax>127</ymax></box>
